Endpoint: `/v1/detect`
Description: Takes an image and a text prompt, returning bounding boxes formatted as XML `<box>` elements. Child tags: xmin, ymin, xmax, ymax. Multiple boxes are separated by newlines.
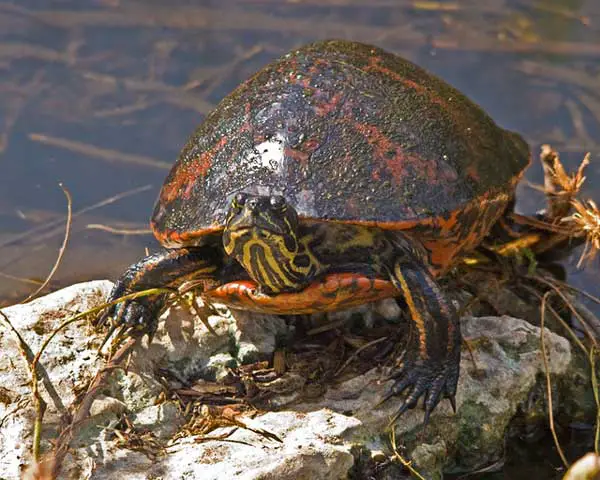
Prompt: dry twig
<box><xmin>334</xmin><ymin>336</ymin><xmax>387</xmax><ymax>376</ymax></box>
<box><xmin>177</xmin><ymin>404</ymin><xmax>282</xmax><ymax>444</ymax></box>
<box><xmin>38</xmin><ymin>336</ymin><xmax>140</xmax><ymax>479</ymax></box>
<box><xmin>86</xmin><ymin>223</ymin><xmax>151</xmax><ymax>235</ymax></box>
<box><xmin>29</xmin><ymin>133</ymin><xmax>171</xmax><ymax>170</ymax></box>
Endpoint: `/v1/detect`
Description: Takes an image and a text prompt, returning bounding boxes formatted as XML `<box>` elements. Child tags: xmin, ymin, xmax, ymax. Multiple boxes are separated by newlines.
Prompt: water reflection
<box><xmin>0</xmin><ymin>0</ymin><xmax>598</xmax><ymax>307</ymax></box>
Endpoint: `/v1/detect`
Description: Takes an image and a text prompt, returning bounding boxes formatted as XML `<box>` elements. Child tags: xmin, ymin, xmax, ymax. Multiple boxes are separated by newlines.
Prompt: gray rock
<box><xmin>232</xmin><ymin>309</ymin><xmax>290</xmax><ymax>364</ymax></box>
<box><xmin>163</xmin><ymin>410</ymin><xmax>358</xmax><ymax>480</ymax></box>
<box><xmin>2</xmin><ymin>282</ymin><xmax>578</xmax><ymax>480</ymax></box>
<box><xmin>135</xmin><ymin>301</ymin><xmax>292</xmax><ymax>383</ymax></box>
<box><xmin>132</xmin><ymin>402</ymin><xmax>182</xmax><ymax>440</ymax></box>
<box><xmin>292</xmin><ymin>315</ymin><xmax>572</xmax><ymax>477</ymax></box>
<box><xmin>0</xmin><ymin>281</ymin><xmax>113</xmax><ymax>479</ymax></box>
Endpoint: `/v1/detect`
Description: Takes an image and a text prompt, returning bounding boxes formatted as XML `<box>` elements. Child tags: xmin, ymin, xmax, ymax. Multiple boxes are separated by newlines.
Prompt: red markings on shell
<box><xmin>365</xmin><ymin>56</ymin><xmax>449</xmax><ymax>110</ymax></box>
<box><xmin>160</xmin><ymin>136</ymin><xmax>229</xmax><ymax>204</ymax></box>
<box><xmin>315</xmin><ymin>92</ymin><xmax>342</xmax><ymax>117</ymax></box>
<box><xmin>352</xmin><ymin>121</ymin><xmax>458</xmax><ymax>187</ymax></box>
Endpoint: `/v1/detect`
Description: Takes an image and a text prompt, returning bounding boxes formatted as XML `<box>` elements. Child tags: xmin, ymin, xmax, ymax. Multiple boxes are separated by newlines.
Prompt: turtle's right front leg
<box><xmin>97</xmin><ymin>245</ymin><xmax>223</xmax><ymax>339</ymax></box>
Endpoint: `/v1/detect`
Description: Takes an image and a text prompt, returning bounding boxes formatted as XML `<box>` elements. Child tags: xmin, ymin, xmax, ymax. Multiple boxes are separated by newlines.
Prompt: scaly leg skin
<box><xmin>383</xmin><ymin>255</ymin><xmax>461</xmax><ymax>426</ymax></box>
<box><xmin>96</xmin><ymin>245</ymin><xmax>223</xmax><ymax>341</ymax></box>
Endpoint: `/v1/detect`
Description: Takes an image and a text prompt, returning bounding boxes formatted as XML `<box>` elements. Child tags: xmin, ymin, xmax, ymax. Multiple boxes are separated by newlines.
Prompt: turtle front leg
<box><xmin>97</xmin><ymin>245</ymin><xmax>223</xmax><ymax>339</ymax></box>
<box><xmin>384</xmin><ymin>249</ymin><xmax>461</xmax><ymax>425</ymax></box>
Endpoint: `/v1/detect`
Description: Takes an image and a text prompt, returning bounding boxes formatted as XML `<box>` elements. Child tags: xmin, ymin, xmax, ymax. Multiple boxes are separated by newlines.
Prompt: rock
<box><xmin>232</xmin><ymin>309</ymin><xmax>290</xmax><ymax>364</ymax></box>
<box><xmin>89</xmin><ymin>395</ymin><xmax>128</xmax><ymax>418</ymax></box>
<box><xmin>410</xmin><ymin>442</ymin><xmax>447</xmax><ymax>480</ymax></box>
<box><xmin>0</xmin><ymin>281</ymin><xmax>113</xmax><ymax>479</ymax></box>
<box><xmin>141</xmin><ymin>302</ymin><xmax>238</xmax><ymax>381</ymax></box>
<box><xmin>59</xmin><ymin>409</ymin><xmax>358</xmax><ymax>480</ymax></box>
<box><xmin>163</xmin><ymin>410</ymin><xmax>357</xmax><ymax>480</ymax></box>
<box><xmin>1</xmin><ymin>282</ymin><xmax>581</xmax><ymax>480</ymax></box>
<box><xmin>132</xmin><ymin>402</ymin><xmax>182</xmax><ymax>440</ymax></box>
<box><xmin>134</xmin><ymin>301</ymin><xmax>292</xmax><ymax>383</ymax></box>
<box><xmin>292</xmin><ymin>315</ymin><xmax>573</xmax><ymax>477</ymax></box>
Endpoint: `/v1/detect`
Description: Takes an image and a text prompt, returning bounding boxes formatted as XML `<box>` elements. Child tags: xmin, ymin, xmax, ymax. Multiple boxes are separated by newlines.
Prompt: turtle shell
<box><xmin>152</xmin><ymin>40</ymin><xmax>530</xmax><ymax>249</ymax></box>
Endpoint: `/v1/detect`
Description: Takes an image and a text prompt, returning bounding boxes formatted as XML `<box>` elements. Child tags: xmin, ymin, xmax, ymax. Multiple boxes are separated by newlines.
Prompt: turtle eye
<box><xmin>270</xmin><ymin>195</ymin><xmax>286</xmax><ymax>210</ymax></box>
<box><xmin>233</xmin><ymin>192</ymin><xmax>247</xmax><ymax>207</ymax></box>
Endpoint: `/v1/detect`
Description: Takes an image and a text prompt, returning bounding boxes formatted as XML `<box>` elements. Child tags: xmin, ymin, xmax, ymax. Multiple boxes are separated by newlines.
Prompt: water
<box><xmin>1</xmin><ymin>0</ymin><xmax>598</xmax><ymax>300</ymax></box>
<box><xmin>0</xmin><ymin>0</ymin><xmax>598</xmax><ymax>476</ymax></box>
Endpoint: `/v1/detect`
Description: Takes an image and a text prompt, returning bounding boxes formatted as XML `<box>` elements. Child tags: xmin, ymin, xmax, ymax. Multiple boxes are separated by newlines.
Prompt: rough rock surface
<box><xmin>0</xmin><ymin>281</ymin><xmax>113</xmax><ymax>479</ymax></box>
<box><xmin>0</xmin><ymin>281</ymin><xmax>576</xmax><ymax>480</ymax></box>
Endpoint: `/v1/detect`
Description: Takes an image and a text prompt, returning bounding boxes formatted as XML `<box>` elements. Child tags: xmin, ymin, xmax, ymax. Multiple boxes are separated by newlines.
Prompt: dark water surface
<box><xmin>0</xmin><ymin>0</ymin><xmax>599</xmax><ymax>476</ymax></box>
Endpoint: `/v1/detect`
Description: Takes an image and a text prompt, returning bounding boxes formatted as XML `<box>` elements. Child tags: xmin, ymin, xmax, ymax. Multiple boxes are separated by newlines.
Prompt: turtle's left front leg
<box><xmin>384</xmin><ymin>243</ymin><xmax>461</xmax><ymax>424</ymax></box>
<box><xmin>97</xmin><ymin>245</ymin><xmax>224</xmax><ymax>341</ymax></box>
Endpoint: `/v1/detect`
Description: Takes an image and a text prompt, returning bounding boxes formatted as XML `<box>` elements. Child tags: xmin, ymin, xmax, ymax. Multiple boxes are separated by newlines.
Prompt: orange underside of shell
<box><xmin>202</xmin><ymin>272</ymin><xmax>398</xmax><ymax>314</ymax></box>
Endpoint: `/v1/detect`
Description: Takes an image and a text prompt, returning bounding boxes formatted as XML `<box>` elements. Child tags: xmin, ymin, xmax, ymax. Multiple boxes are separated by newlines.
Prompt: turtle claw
<box><xmin>94</xmin><ymin>280</ymin><xmax>128</xmax><ymax>330</ymax></box>
<box><xmin>95</xmin><ymin>281</ymin><xmax>167</xmax><ymax>347</ymax></box>
<box><xmin>447</xmin><ymin>394</ymin><xmax>457</xmax><ymax>414</ymax></box>
<box><xmin>384</xmin><ymin>355</ymin><xmax>459</xmax><ymax>427</ymax></box>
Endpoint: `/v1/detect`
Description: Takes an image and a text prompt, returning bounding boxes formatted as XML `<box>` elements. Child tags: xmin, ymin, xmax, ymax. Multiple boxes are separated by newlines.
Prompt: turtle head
<box><xmin>223</xmin><ymin>193</ymin><xmax>313</xmax><ymax>293</ymax></box>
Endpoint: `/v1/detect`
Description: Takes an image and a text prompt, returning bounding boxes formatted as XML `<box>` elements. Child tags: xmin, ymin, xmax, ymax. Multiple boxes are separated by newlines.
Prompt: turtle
<box><xmin>99</xmin><ymin>39</ymin><xmax>531</xmax><ymax>422</ymax></box>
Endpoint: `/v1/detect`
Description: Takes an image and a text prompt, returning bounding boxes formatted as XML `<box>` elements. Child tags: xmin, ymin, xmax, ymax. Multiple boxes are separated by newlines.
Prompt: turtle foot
<box><xmin>382</xmin><ymin>354</ymin><xmax>459</xmax><ymax>427</ymax></box>
<box><xmin>95</xmin><ymin>279</ymin><xmax>167</xmax><ymax>346</ymax></box>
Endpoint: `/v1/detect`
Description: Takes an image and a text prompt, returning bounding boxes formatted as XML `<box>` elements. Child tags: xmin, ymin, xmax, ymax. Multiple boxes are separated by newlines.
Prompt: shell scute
<box><xmin>152</xmin><ymin>40</ymin><xmax>530</xmax><ymax>246</ymax></box>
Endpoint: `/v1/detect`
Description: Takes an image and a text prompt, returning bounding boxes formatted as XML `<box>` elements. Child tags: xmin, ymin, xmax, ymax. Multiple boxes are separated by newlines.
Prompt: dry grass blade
<box><xmin>0</xmin><ymin>308</ymin><xmax>49</xmax><ymax>464</ymax></box>
<box><xmin>551</xmin><ymin>278</ymin><xmax>600</xmax><ymax>307</ymax></box>
<box><xmin>25</xmin><ymin>183</ymin><xmax>71</xmax><ymax>460</ymax></box>
<box><xmin>0</xmin><ymin>184</ymin><xmax>72</xmax><ymax>462</ymax></box>
<box><xmin>522</xmin><ymin>285</ymin><xmax>589</xmax><ymax>357</ymax></box>
<box><xmin>22</xmin><ymin>184</ymin><xmax>72</xmax><ymax>303</ymax></box>
<box><xmin>590</xmin><ymin>346</ymin><xmax>600</xmax><ymax>455</ymax></box>
<box><xmin>508</xmin><ymin>212</ymin><xmax>571</xmax><ymax>235</ymax></box>
<box><xmin>531</xmin><ymin>274</ymin><xmax>599</xmax><ymax>345</ymax></box>
<box><xmin>540</xmin><ymin>292</ymin><xmax>570</xmax><ymax>469</ymax></box>
<box><xmin>529</xmin><ymin>2</ymin><xmax>590</xmax><ymax>25</ymax></box>
<box><xmin>389</xmin><ymin>427</ymin><xmax>426</xmax><ymax>480</ymax></box>
<box><xmin>0</xmin><ymin>271</ymin><xmax>43</xmax><ymax>286</ymax></box>
<box><xmin>412</xmin><ymin>1</ymin><xmax>460</xmax><ymax>11</ymax></box>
